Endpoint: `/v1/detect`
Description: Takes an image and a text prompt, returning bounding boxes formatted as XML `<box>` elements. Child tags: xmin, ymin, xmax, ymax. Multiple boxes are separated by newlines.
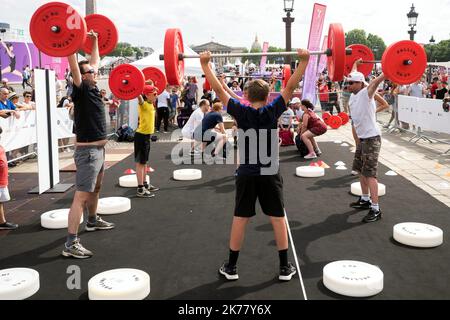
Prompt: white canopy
<box><xmin>428</xmin><ymin>61</ymin><xmax>450</xmax><ymax>69</ymax></box>
<box><xmin>132</xmin><ymin>46</ymin><xmax>203</xmax><ymax>78</ymax></box>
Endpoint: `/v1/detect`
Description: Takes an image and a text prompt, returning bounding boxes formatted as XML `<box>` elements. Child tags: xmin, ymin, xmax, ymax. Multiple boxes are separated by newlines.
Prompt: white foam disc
<box><xmin>336</xmin><ymin>166</ymin><xmax>347</xmax><ymax>171</ymax></box>
<box><xmin>341</xmin><ymin>143</ymin><xmax>350</xmax><ymax>147</ymax></box>
<box><xmin>393</xmin><ymin>223</ymin><xmax>443</xmax><ymax>248</ymax></box>
<box><xmin>385</xmin><ymin>171</ymin><xmax>398</xmax><ymax>176</ymax></box>
<box><xmin>41</xmin><ymin>209</ymin><xmax>84</xmax><ymax>229</ymax></box>
<box><xmin>296</xmin><ymin>166</ymin><xmax>325</xmax><ymax>178</ymax></box>
<box><xmin>0</xmin><ymin>268</ymin><xmax>40</xmax><ymax>300</ymax></box>
<box><xmin>173</xmin><ymin>169</ymin><xmax>202</xmax><ymax>181</ymax></box>
<box><xmin>88</xmin><ymin>269</ymin><xmax>150</xmax><ymax>300</ymax></box>
<box><xmin>334</xmin><ymin>161</ymin><xmax>346</xmax><ymax>166</ymax></box>
<box><xmin>97</xmin><ymin>197</ymin><xmax>131</xmax><ymax>215</ymax></box>
<box><xmin>119</xmin><ymin>175</ymin><xmax>150</xmax><ymax>188</ymax></box>
<box><xmin>351</xmin><ymin>182</ymin><xmax>386</xmax><ymax>197</ymax></box>
<box><xmin>323</xmin><ymin>261</ymin><xmax>383</xmax><ymax>297</ymax></box>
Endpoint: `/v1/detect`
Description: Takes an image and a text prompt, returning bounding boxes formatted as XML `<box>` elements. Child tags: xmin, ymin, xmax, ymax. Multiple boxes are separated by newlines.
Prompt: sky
<box><xmin>1</xmin><ymin>0</ymin><xmax>449</xmax><ymax>51</ymax></box>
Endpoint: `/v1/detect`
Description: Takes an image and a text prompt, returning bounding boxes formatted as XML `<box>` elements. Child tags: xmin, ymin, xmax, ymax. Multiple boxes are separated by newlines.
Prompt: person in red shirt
<box><xmin>317</xmin><ymin>78</ymin><xmax>329</xmax><ymax>112</ymax></box>
<box><xmin>0</xmin><ymin>127</ymin><xmax>18</xmax><ymax>230</ymax></box>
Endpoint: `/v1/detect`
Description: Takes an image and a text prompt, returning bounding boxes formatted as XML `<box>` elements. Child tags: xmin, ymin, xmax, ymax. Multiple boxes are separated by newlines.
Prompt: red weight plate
<box><xmin>328</xmin><ymin>115</ymin><xmax>342</xmax><ymax>129</ymax></box>
<box><xmin>30</xmin><ymin>2</ymin><xmax>87</xmax><ymax>57</ymax></box>
<box><xmin>381</xmin><ymin>40</ymin><xmax>428</xmax><ymax>85</ymax></box>
<box><xmin>203</xmin><ymin>78</ymin><xmax>211</xmax><ymax>91</ymax></box>
<box><xmin>142</xmin><ymin>67</ymin><xmax>167</xmax><ymax>94</ymax></box>
<box><xmin>322</xmin><ymin>112</ymin><xmax>332</xmax><ymax>125</ymax></box>
<box><xmin>338</xmin><ymin>112</ymin><xmax>349</xmax><ymax>125</ymax></box>
<box><xmin>344</xmin><ymin>44</ymin><xmax>375</xmax><ymax>77</ymax></box>
<box><xmin>82</xmin><ymin>14</ymin><xmax>118</xmax><ymax>56</ymax></box>
<box><xmin>109</xmin><ymin>64</ymin><xmax>145</xmax><ymax>100</ymax></box>
<box><xmin>327</xmin><ymin>23</ymin><xmax>346</xmax><ymax>82</ymax></box>
<box><xmin>282</xmin><ymin>65</ymin><xmax>291</xmax><ymax>88</ymax></box>
<box><xmin>164</xmin><ymin>28</ymin><xmax>185</xmax><ymax>86</ymax></box>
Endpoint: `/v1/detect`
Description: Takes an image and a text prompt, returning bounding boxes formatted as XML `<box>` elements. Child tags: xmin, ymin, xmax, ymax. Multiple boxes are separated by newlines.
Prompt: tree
<box><xmin>345</xmin><ymin>29</ymin><xmax>368</xmax><ymax>46</ymax></box>
<box><xmin>367</xmin><ymin>34</ymin><xmax>386</xmax><ymax>60</ymax></box>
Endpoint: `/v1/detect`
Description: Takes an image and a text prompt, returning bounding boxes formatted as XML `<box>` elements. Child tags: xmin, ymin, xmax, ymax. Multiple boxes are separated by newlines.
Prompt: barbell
<box><xmin>344</xmin><ymin>43</ymin><xmax>427</xmax><ymax>84</ymax></box>
<box><xmin>159</xmin><ymin>24</ymin><xmax>350</xmax><ymax>85</ymax></box>
<box><xmin>30</xmin><ymin>2</ymin><xmax>118</xmax><ymax>57</ymax></box>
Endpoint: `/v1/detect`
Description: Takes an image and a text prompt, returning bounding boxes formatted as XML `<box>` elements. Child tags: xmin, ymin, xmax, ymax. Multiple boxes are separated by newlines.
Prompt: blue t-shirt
<box><xmin>0</xmin><ymin>99</ymin><xmax>16</xmax><ymax>110</ymax></box>
<box><xmin>227</xmin><ymin>95</ymin><xmax>287</xmax><ymax>176</ymax></box>
<box><xmin>170</xmin><ymin>94</ymin><xmax>179</xmax><ymax>110</ymax></box>
<box><xmin>201</xmin><ymin>112</ymin><xmax>223</xmax><ymax>134</ymax></box>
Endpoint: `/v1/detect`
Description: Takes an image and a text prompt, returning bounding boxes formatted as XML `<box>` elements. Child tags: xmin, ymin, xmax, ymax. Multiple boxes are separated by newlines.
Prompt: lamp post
<box><xmin>283</xmin><ymin>0</ymin><xmax>295</xmax><ymax>69</ymax></box>
<box><xmin>407</xmin><ymin>4</ymin><xmax>418</xmax><ymax>41</ymax></box>
<box><xmin>427</xmin><ymin>36</ymin><xmax>436</xmax><ymax>83</ymax></box>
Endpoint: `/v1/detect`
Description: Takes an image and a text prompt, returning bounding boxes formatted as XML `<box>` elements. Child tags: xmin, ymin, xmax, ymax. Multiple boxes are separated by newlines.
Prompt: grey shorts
<box><xmin>74</xmin><ymin>146</ymin><xmax>105</xmax><ymax>192</ymax></box>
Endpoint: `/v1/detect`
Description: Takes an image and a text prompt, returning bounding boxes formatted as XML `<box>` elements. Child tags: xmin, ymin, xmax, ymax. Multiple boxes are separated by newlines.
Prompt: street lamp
<box><xmin>427</xmin><ymin>36</ymin><xmax>436</xmax><ymax>82</ymax></box>
<box><xmin>407</xmin><ymin>4</ymin><xmax>418</xmax><ymax>41</ymax></box>
<box><xmin>283</xmin><ymin>0</ymin><xmax>295</xmax><ymax>68</ymax></box>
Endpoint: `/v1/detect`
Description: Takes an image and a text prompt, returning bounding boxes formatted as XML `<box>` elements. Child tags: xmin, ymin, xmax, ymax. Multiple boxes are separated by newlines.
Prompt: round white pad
<box><xmin>323</xmin><ymin>261</ymin><xmax>383</xmax><ymax>297</ymax></box>
<box><xmin>41</xmin><ymin>209</ymin><xmax>84</xmax><ymax>229</ymax></box>
<box><xmin>393</xmin><ymin>223</ymin><xmax>443</xmax><ymax>248</ymax></box>
<box><xmin>296</xmin><ymin>166</ymin><xmax>325</xmax><ymax>178</ymax></box>
<box><xmin>351</xmin><ymin>182</ymin><xmax>386</xmax><ymax>197</ymax></box>
<box><xmin>0</xmin><ymin>268</ymin><xmax>40</xmax><ymax>300</ymax></box>
<box><xmin>97</xmin><ymin>197</ymin><xmax>131</xmax><ymax>215</ymax></box>
<box><xmin>173</xmin><ymin>169</ymin><xmax>202</xmax><ymax>181</ymax></box>
<box><xmin>336</xmin><ymin>166</ymin><xmax>347</xmax><ymax>171</ymax></box>
<box><xmin>119</xmin><ymin>175</ymin><xmax>150</xmax><ymax>188</ymax></box>
<box><xmin>88</xmin><ymin>269</ymin><xmax>150</xmax><ymax>300</ymax></box>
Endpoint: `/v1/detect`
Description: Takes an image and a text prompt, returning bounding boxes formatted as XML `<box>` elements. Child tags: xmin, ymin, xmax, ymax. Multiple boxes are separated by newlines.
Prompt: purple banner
<box><xmin>302</xmin><ymin>3</ymin><xmax>327</xmax><ymax>105</ymax></box>
<box><xmin>317</xmin><ymin>35</ymin><xmax>328</xmax><ymax>74</ymax></box>
<box><xmin>0</xmin><ymin>40</ymin><xmax>68</xmax><ymax>82</ymax></box>
<box><xmin>260</xmin><ymin>42</ymin><xmax>269</xmax><ymax>72</ymax></box>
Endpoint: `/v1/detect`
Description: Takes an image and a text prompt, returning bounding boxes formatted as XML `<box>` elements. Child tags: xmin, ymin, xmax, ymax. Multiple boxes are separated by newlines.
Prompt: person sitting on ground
<box><xmin>181</xmin><ymin>99</ymin><xmax>210</xmax><ymax>155</ymax></box>
<box><xmin>0</xmin><ymin>126</ymin><xmax>18</xmax><ymax>231</ymax></box>
<box><xmin>193</xmin><ymin>101</ymin><xmax>227</xmax><ymax>160</ymax></box>
<box><xmin>135</xmin><ymin>85</ymin><xmax>160</xmax><ymax>198</ymax></box>
<box><xmin>200</xmin><ymin>48</ymin><xmax>310</xmax><ymax>282</ymax></box>
<box><xmin>298</xmin><ymin>99</ymin><xmax>327</xmax><ymax>159</ymax></box>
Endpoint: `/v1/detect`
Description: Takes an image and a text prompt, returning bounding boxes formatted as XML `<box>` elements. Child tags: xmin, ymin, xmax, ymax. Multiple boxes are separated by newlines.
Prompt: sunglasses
<box><xmin>25</xmin><ymin>95</ymin><xmax>32</xmax><ymax>98</ymax></box>
<box><xmin>81</xmin><ymin>68</ymin><xmax>96</xmax><ymax>75</ymax></box>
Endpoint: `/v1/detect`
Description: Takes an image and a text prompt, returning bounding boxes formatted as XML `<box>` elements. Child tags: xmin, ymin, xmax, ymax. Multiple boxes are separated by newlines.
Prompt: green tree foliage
<box><xmin>345</xmin><ymin>29</ymin><xmax>387</xmax><ymax>61</ymax></box>
<box><xmin>108</xmin><ymin>42</ymin><xmax>142</xmax><ymax>58</ymax></box>
<box><xmin>424</xmin><ymin>40</ymin><xmax>450</xmax><ymax>62</ymax></box>
<box><xmin>345</xmin><ymin>29</ymin><xmax>368</xmax><ymax>46</ymax></box>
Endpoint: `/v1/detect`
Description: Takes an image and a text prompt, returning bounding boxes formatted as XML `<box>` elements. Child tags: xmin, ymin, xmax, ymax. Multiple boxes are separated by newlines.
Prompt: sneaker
<box><xmin>279</xmin><ymin>262</ymin><xmax>297</xmax><ymax>281</ymax></box>
<box><xmin>315</xmin><ymin>149</ymin><xmax>322</xmax><ymax>156</ymax></box>
<box><xmin>146</xmin><ymin>184</ymin><xmax>159</xmax><ymax>192</ymax></box>
<box><xmin>62</xmin><ymin>239</ymin><xmax>93</xmax><ymax>259</ymax></box>
<box><xmin>218</xmin><ymin>262</ymin><xmax>239</xmax><ymax>281</ymax></box>
<box><xmin>137</xmin><ymin>188</ymin><xmax>155</xmax><ymax>198</ymax></box>
<box><xmin>0</xmin><ymin>222</ymin><xmax>19</xmax><ymax>230</ymax></box>
<box><xmin>351</xmin><ymin>170</ymin><xmax>359</xmax><ymax>176</ymax></box>
<box><xmin>362</xmin><ymin>209</ymin><xmax>382</xmax><ymax>223</ymax></box>
<box><xmin>85</xmin><ymin>216</ymin><xmax>115</xmax><ymax>232</ymax></box>
<box><xmin>350</xmin><ymin>197</ymin><xmax>372</xmax><ymax>210</ymax></box>
<box><xmin>304</xmin><ymin>153</ymin><xmax>317</xmax><ymax>159</ymax></box>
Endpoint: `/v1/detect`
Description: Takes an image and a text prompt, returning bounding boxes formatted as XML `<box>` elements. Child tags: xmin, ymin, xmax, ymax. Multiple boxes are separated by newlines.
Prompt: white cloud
<box><xmin>1</xmin><ymin>0</ymin><xmax>448</xmax><ymax>50</ymax></box>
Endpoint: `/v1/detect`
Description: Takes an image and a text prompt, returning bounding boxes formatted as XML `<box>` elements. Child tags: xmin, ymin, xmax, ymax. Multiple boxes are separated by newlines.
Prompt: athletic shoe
<box><xmin>146</xmin><ymin>184</ymin><xmax>160</xmax><ymax>192</ymax></box>
<box><xmin>219</xmin><ymin>262</ymin><xmax>239</xmax><ymax>281</ymax></box>
<box><xmin>0</xmin><ymin>222</ymin><xmax>18</xmax><ymax>230</ymax></box>
<box><xmin>351</xmin><ymin>170</ymin><xmax>359</xmax><ymax>176</ymax></box>
<box><xmin>350</xmin><ymin>197</ymin><xmax>372</xmax><ymax>210</ymax></box>
<box><xmin>85</xmin><ymin>216</ymin><xmax>115</xmax><ymax>232</ymax></box>
<box><xmin>137</xmin><ymin>188</ymin><xmax>155</xmax><ymax>198</ymax></box>
<box><xmin>304</xmin><ymin>153</ymin><xmax>317</xmax><ymax>159</ymax></box>
<box><xmin>362</xmin><ymin>209</ymin><xmax>382</xmax><ymax>223</ymax></box>
<box><xmin>62</xmin><ymin>239</ymin><xmax>93</xmax><ymax>259</ymax></box>
<box><xmin>279</xmin><ymin>262</ymin><xmax>297</xmax><ymax>281</ymax></box>
<box><xmin>315</xmin><ymin>148</ymin><xmax>322</xmax><ymax>156</ymax></box>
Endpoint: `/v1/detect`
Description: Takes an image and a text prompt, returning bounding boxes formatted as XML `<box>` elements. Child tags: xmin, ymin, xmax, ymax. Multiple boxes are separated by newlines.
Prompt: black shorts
<box><xmin>235</xmin><ymin>173</ymin><xmax>285</xmax><ymax>218</ymax></box>
<box><xmin>134</xmin><ymin>132</ymin><xmax>151</xmax><ymax>164</ymax></box>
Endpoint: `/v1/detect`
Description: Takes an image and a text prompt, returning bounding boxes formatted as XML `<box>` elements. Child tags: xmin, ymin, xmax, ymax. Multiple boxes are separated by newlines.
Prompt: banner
<box><xmin>398</xmin><ymin>96</ymin><xmax>450</xmax><ymax>134</ymax></box>
<box><xmin>301</xmin><ymin>3</ymin><xmax>327</xmax><ymax>105</ymax></box>
<box><xmin>317</xmin><ymin>35</ymin><xmax>328</xmax><ymax>74</ymax></box>
<box><xmin>0</xmin><ymin>109</ymin><xmax>74</xmax><ymax>152</ymax></box>
<box><xmin>0</xmin><ymin>41</ymin><xmax>69</xmax><ymax>82</ymax></box>
<box><xmin>260</xmin><ymin>42</ymin><xmax>269</xmax><ymax>72</ymax></box>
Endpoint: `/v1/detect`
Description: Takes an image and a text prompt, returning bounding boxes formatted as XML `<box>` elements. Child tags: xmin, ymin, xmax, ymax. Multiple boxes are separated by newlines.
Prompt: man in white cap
<box><xmin>347</xmin><ymin>71</ymin><xmax>385</xmax><ymax>223</ymax></box>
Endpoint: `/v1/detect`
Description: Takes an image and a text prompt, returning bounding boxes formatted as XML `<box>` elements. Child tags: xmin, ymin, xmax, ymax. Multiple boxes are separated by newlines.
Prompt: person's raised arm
<box><xmin>200</xmin><ymin>51</ymin><xmax>230</xmax><ymax>106</ymax></box>
<box><xmin>219</xmin><ymin>74</ymin><xmax>241</xmax><ymax>100</ymax></box>
<box><xmin>137</xmin><ymin>94</ymin><xmax>144</xmax><ymax>105</ymax></box>
<box><xmin>68</xmin><ymin>54</ymin><xmax>81</xmax><ymax>87</ymax></box>
<box><xmin>87</xmin><ymin>31</ymin><xmax>100</xmax><ymax>71</ymax></box>
<box><xmin>282</xmin><ymin>49</ymin><xmax>310</xmax><ymax>104</ymax></box>
<box><xmin>351</xmin><ymin>58</ymin><xmax>363</xmax><ymax>73</ymax></box>
<box><xmin>367</xmin><ymin>73</ymin><xmax>386</xmax><ymax>99</ymax></box>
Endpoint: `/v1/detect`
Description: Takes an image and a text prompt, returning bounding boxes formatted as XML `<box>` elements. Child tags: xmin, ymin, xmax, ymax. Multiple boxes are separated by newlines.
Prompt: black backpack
<box><xmin>116</xmin><ymin>125</ymin><xmax>135</xmax><ymax>142</ymax></box>
<box><xmin>295</xmin><ymin>135</ymin><xmax>309</xmax><ymax>157</ymax></box>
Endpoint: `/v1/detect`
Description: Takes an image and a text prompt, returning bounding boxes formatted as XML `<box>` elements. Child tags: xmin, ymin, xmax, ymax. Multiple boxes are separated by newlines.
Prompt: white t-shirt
<box><xmin>409</xmin><ymin>83</ymin><xmax>425</xmax><ymax>98</ymax></box>
<box><xmin>280</xmin><ymin>108</ymin><xmax>294</xmax><ymax>126</ymax></box>
<box><xmin>349</xmin><ymin>87</ymin><xmax>381</xmax><ymax>139</ymax></box>
<box><xmin>181</xmin><ymin>108</ymin><xmax>205</xmax><ymax>138</ymax></box>
<box><xmin>157</xmin><ymin>90</ymin><xmax>170</xmax><ymax>108</ymax></box>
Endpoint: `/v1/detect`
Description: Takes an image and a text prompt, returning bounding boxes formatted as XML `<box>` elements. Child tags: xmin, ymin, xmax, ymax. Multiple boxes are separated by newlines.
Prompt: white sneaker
<box><xmin>304</xmin><ymin>153</ymin><xmax>317</xmax><ymax>159</ymax></box>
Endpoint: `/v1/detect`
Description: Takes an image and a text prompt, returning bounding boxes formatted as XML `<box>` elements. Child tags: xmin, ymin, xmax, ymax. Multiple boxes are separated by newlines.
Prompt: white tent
<box><xmin>132</xmin><ymin>46</ymin><xmax>203</xmax><ymax>78</ymax></box>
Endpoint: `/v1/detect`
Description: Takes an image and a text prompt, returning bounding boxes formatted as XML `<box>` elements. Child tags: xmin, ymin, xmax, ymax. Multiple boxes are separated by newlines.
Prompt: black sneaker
<box><xmin>350</xmin><ymin>197</ymin><xmax>372</xmax><ymax>210</ymax></box>
<box><xmin>146</xmin><ymin>185</ymin><xmax>159</xmax><ymax>192</ymax></box>
<box><xmin>85</xmin><ymin>216</ymin><xmax>115</xmax><ymax>232</ymax></box>
<box><xmin>279</xmin><ymin>262</ymin><xmax>297</xmax><ymax>281</ymax></box>
<box><xmin>0</xmin><ymin>222</ymin><xmax>19</xmax><ymax>230</ymax></box>
<box><xmin>218</xmin><ymin>262</ymin><xmax>239</xmax><ymax>281</ymax></box>
<box><xmin>362</xmin><ymin>209</ymin><xmax>382</xmax><ymax>223</ymax></box>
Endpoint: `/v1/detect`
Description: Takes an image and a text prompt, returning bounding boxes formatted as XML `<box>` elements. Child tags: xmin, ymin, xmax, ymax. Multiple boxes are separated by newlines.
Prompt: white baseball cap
<box><xmin>290</xmin><ymin>97</ymin><xmax>301</xmax><ymax>104</ymax></box>
<box><xmin>346</xmin><ymin>72</ymin><xmax>365</xmax><ymax>83</ymax></box>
